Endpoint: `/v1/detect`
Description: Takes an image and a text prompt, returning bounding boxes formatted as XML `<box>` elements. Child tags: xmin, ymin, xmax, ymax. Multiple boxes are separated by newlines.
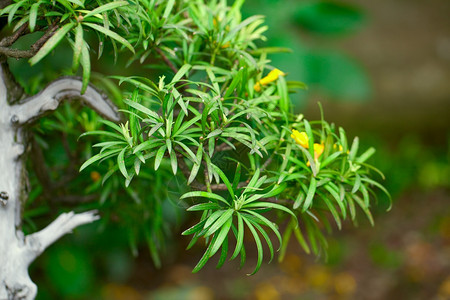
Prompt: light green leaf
<box><xmin>180</xmin><ymin>191</ymin><xmax>229</xmax><ymax>206</ymax></box>
<box><xmin>84</xmin><ymin>22</ymin><xmax>134</xmax><ymax>53</ymax></box>
<box><xmin>29</xmin><ymin>2</ymin><xmax>39</xmax><ymax>32</ymax></box>
<box><xmin>30</xmin><ymin>22</ymin><xmax>76</xmax><ymax>65</ymax></box>
<box><xmin>84</xmin><ymin>1</ymin><xmax>129</xmax><ymax>19</ymax></box>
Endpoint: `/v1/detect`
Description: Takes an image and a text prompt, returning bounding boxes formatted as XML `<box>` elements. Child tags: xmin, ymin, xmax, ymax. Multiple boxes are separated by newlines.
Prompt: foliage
<box><xmin>1</xmin><ymin>0</ymin><xmax>389</xmax><ymax>274</ymax></box>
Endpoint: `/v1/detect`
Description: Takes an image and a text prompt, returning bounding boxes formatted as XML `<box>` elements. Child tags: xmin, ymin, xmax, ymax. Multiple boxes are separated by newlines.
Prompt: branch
<box><xmin>155</xmin><ymin>47</ymin><xmax>178</xmax><ymax>74</ymax></box>
<box><xmin>0</xmin><ymin>23</ymin><xmax>29</xmax><ymax>47</ymax></box>
<box><xmin>10</xmin><ymin>77</ymin><xmax>120</xmax><ymax>125</ymax></box>
<box><xmin>31</xmin><ymin>24</ymin><xmax>58</xmax><ymax>52</ymax></box>
<box><xmin>25</xmin><ymin>210</ymin><xmax>99</xmax><ymax>260</ymax></box>
<box><xmin>0</xmin><ymin>46</ymin><xmax>34</xmax><ymax>58</ymax></box>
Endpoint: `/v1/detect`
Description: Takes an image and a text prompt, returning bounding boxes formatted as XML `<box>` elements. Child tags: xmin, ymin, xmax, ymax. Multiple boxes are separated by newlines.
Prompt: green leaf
<box><xmin>192</xmin><ymin>233</ymin><xmax>217</xmax><ymax>273</ymax></box>
<box><xmin>117</xmin><ymin>147</ymin><xmax>128</xmax><ymax>179</ymax></box>
<box><xmin>242</xmin><ymin>217</ymin><xmax>263</xmax><ymax>275</ymax></box>
<box><xmin>244</xmin><ymin>202</ymin><xmax>297</xmax><ymax>221</ymax></box>
<box><xmin>303</xmin><ymin>176</ymin><xmax>317</xmax><ymax>211</ymax></box>
<box><xmin>30</xmin><ymin>22</ymin><xmax>76</xmax><ymax>65</ymax></box>
<box><xmin>169</xmin><ymin>149</ymin><xmax>177</xmax><ymax>174</ymax></box>
<box><xmin>319</xmin><ymin>191</ymin><xmax>342</xmax><ymax>229</ymax></box>
<box><xmin>132</xmin><ymin>140</ymin><xmax>164</xmax><ymax>154</ymax></box>
<box><xmin>243</xmin><ymin>210</ymin><xmax>282</xmax><ymax>251</ymax></box>
<box><xmin>232</xmin><ymin>163</ymin><xmax>242</xmax><ymax>191</ymax></box>
<box><xmin>352</xmin><ymin>195</ymin><xmax>374</xmax><ymax>226</ymax></box>
<box><xmin>356</xmin><ymin>147</ymin><xmax>376</xmax><ymax>164</ymax></box>
<box><xmin>224</xmin><ymin>68</ymin><xmax>243</xmax><ymax>99</ymax></box>
<box><xmin>205</xmin><ymin>209</ymin><xmax>234</xmax><ymax>237</ymax></box>
<box><xmin>163</xmin><ymin>0</ymin><xmax>175</xmax><ymax>19</ymax></box>
<box><xmin>348</xmin><ymin>137</ymin><xmax>359</xmax><ymax>161</ymax></box>
<box><xmin>79</xmin><ymin>148</ymin><xmax>121</xmax><ymax>171</ymax></box>
<box><xmin>173</xmin><ymin>114</ymin><xmax>201</xmax><ymax>137</ymax></box>
<box><xmin>79</xmin><ymin>40</ymin><xmax>90</xmax><ymax>93</ymax></box>
<box><xmin>181</xmin><ymin>191</ymin><xmax>229</xmax><ymax>206</ymax></box>
<box><xmin>84</xmin><ymin>1</ymin><xmax>129</xmax><ymax>18</ymax></box>
<box><xmin>277</xmin><ymin>75</ymin><xmax>289</xmax><ymax>113</ymax></box>
<box><xmin>29</xmin><ymin>2</ymin><xmax>39</xmax><ymax>32</ymax></box>
<box><xmin>154</xmin><ymin>145</ymin><xmax>166</xmax><ymax>170</ymax></box>
<box><xmin>231</xmin><ymin>213</ymin><xmax>244</xmax><ymax>260</ymax></box>
<box><xmin>171</xmin><ymin>64</ymin><xmax>191</xmax><ymax>83</ymax></box>
<box><xmin>72</xmin><ymin>23</ymin><xmax>83</xmax><ymax>71</ymax></box>
<box><xmin>84</xmin><ymin>22</ymin><xmax>134</xmax><ymax>53</ymax></box>
<box><xmin>210</xmin><ymin>217</ymin><xmax>232</xmax><ymax>257</ymax></box>
<box><xmin>216</xmin><ymin>236</ymin><xmax>228</xmax><ymax>269</ymax></box>
<box><xmin>187</xmin><ymin>203</ymin><xmax>221</xmax><ymax>211</ymax></box>
<box><xmin>243</xmin><ymin>168</ymin><xmax>260</xmax><ymax>194</ymax></box>
<box><xmin>182</xmin><ymin>218</ymin><xmax>207</xmax><ymax>236</ymax></box>
<box><xmin>212</xmin><ymin>164</ymin><xmax>234</xmax><ymax>200</ymax></box>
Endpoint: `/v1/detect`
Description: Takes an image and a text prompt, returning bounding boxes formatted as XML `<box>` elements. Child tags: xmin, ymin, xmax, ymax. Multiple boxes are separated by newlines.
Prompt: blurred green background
<box><xmin>16</xmin><ymin>0</ymin><xmax>450</xmax><ymax>299</ymax></box>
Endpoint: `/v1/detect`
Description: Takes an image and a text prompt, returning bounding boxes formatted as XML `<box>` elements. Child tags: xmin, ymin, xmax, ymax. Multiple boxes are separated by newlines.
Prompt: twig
<box><xmin>0</xmin><ymin>47</ymin><xmax>34</xmax><ymax>58</ymax></box>
<box><xmin>0</xmin><ymin>23</ymin><xmax>29</xmax><ymax>47</ymax></box>
<box><xmin>155</xmin><ymin>47</ymin><xmax>178</xmax><ymax>74</ymax></box>
<box><xmin>31</xmin><ymin>24</ymin><xmax>58</xmax><ymax>52</ymax></box>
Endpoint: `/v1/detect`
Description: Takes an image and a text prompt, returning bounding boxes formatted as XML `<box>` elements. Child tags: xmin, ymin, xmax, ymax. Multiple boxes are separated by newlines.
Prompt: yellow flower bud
<box><xmin>291</xmin><ymin>129</ymin><xmax>309</xmax><ymax>148</ymax></box>
<box><xmin>254</xmin><ymin>68</ymin><xmax>285</xmax><ymax>92</ymax></box>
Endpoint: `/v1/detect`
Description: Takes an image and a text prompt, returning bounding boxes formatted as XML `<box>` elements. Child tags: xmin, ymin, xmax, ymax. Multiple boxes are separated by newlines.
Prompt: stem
<box><xmin>155</xmin><ymin>47</ymin><xmax>178</xmax><ymax>74</ymax></box>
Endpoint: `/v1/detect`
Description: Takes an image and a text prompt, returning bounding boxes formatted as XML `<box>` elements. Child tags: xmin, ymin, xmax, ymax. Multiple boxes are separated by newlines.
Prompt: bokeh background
<box><xmin>17</xmin><ymin>0</ymin><xmax>450</xmax><ymax>299</ymax></box>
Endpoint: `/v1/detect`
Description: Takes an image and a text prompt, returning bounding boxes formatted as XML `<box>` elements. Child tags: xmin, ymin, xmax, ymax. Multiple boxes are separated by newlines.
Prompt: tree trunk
<box><xmin>0</xmin><ymin>60</ymin><xmax>119</xmax><ymax>300</ymax></box>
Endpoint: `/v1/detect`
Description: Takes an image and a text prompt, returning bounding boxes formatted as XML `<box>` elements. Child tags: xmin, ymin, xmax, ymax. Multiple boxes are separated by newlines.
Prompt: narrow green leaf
<box><xmin>84</xmin><ymin>1</ymin><xmax>129</xmax><ymax>19</ymax></box>
<box><xmin>79</xmin><ymin>148</ymin><xmax>121</xmax><ymax>171</ymax></box>
<box><xmin>205</xmin><ymin>209</ymin><xmax>233</xmax><ymax>237</ymax></box>
<box><xmin>303</xmin><ymin>176</ymin><xmax>317</xmax><ymax>211</ymax></box>
<box><xmin>181</xmin><ymin>191</ymin><xmax>229</xmax><ymax>206</ymax></box>
<box><xmin>84</xmin><ymin>22</ymin><xmax>134</xmax><ymax>53</ymax></box>
<box><xmin>187</xmin><ymin>203</ymin><xmax>221</xmax><ymax>211</ymax></box>
<box><xmin>231</xmin><ymin>213</ymin><xmax>244</xmax><ymax>260</ymax></box>
<box><xmin>182</xmin><ymin>218</ymin><xmax>208</xmax><ymax>236</ymax></box>
<box><xmin>170</xmin><ymin>149</ymin><xmax>177</xmax><ymax>174</ymax></box>
<box><xmin>163</xmin><ymin>0</ymin><xmax>175</xmax><ymax>19</ymax></box>
<box><xmin>242</xmin><ymin>217</ymin><xmax>263</xmax><ymax>275</ymax></box>
<box><xmin>154</xmin><ymin>145</ymin><xmax>166</xmax><ymax>170</ymax></box>
<box><xmin>80</xmin><ymin>40</ymin><xmax>90</xmax><ymax>93</ymax></box>
<box><xmin>117</xmin><ymin>147</ymin><xmax>128</xmax><ymax>179</ymax></box>
<box><xmin>29</xmin><ymin>2</ymin><xmax>39</xmax><ymax>32</ymax></box>
<box><xmin>244</xmin><ymin>202</ymin><xmax>297</xmax><ymax>221</ymax></box>
<box><xmin>72</xmin><ymin>23</ymin><xmax>83</xmax><ymax>71</ymax></box>
<box><xmin>216</xmin><ymin>236</ymin><xmax>228</xmax><ymax>269</ymax></box>
<box><xmin>30</xmin><ymin>22</ymin><xmax>76</xmax><ymax>65</ymax></box>
<box><xmin>356</xmin><ymin>147</ymin><xmax>376</xmax><ymax>164</ymax></box>
<box><xmin>171</xmin><ymin>64</ymin><xmax>191</xmax><ymax>83</ymax></box>
<box><xmin>210</xmin><ymin>217</ymin><xmax>232</xmax><ymax>257</ymax></box>
<box><xmin>348</xmin><ymin>137</ymin><xmax>359</xmax><ymax>161</ymax></box>
<box><xmin>192</xmin><ymin>233</ymin><xmax>217</xmax><ymax>273</ymax></box>
<box><xmin>212</xmin><ymin>164</ymin><xmax>234</xmax><ymax>200</ymax></box>
<box><xmin>243</xmin><ymin>210</ymin><xmax>282</xmax><ymax>251</ymax></box>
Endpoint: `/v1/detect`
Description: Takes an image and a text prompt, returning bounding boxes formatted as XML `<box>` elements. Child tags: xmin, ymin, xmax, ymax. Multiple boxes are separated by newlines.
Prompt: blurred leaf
<box><xmin>301</xmin><ymin>50</ymin><xmax>371</xmax><ymax>101</ymax></box>
<box><xmin>293</xmin><ymin>1</ymin><xmax>365</xmax><ymax>35</ymax></box>
<box><xmin>45</xmin><ymin>246</ymin><xmax>94</xmax><ymax>297</ymax></box>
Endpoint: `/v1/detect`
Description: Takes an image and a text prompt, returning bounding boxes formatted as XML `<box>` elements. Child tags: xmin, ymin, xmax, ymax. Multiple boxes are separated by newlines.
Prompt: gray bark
<box><xmin>0</xmin><ymin>61</ymin><xmax>119</xmax><ymax>300</ymax></box>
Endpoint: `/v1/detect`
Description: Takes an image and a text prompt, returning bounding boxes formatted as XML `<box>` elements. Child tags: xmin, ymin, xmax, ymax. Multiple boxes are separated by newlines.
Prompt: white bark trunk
<box><xmin>0</xmin><ymin>62</ymin><xmax>119</xmax><ymax>300</ymax></box>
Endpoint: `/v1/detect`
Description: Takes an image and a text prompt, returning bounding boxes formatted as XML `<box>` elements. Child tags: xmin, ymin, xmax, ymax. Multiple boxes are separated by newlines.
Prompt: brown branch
<box><xmin>0</xmin><ymin>47</ymin><xmax>34</xmax><ymax>58</ymax></box>
<box><xmin>31</xmin><ymin>24</ymin><xmax>58</xmax><ymax>52</ymax></box>
<box><xmin>0</xmin><ymin>23</ymin><xmax>29</xmax><ymax>47</ymax></box>
<box><xmin>0</xmin><ymin>23</ymin><xmax>58</xmax><ymax>60</ymax></box>
<box><xmin>155</xmin><ymin>47</ymin><xmax>178</xmax><ymax>74</ymax></box>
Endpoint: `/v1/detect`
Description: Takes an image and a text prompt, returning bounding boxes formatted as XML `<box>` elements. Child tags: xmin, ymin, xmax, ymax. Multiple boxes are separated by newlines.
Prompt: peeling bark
<box><xmin>0</xmin><ymin>61</ymin><xmax>119</xmax><ymax>300</ymax></box>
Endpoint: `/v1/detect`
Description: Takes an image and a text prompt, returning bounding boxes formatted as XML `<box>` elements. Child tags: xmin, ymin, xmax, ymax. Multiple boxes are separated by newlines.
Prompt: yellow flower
<box><xmin>254</xmin><ymin>68</ymin><xmax>285</xmax><ymax>92</ymax></box>
<box><xmin>291</xmin><ymin>129</ymin><xmax>309</xmax><ymax>148</ymax></box>
<box><xmin>313</xmin><ymin>143</ymin><xmax>324</xmax><ymax>160</ymax></box>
